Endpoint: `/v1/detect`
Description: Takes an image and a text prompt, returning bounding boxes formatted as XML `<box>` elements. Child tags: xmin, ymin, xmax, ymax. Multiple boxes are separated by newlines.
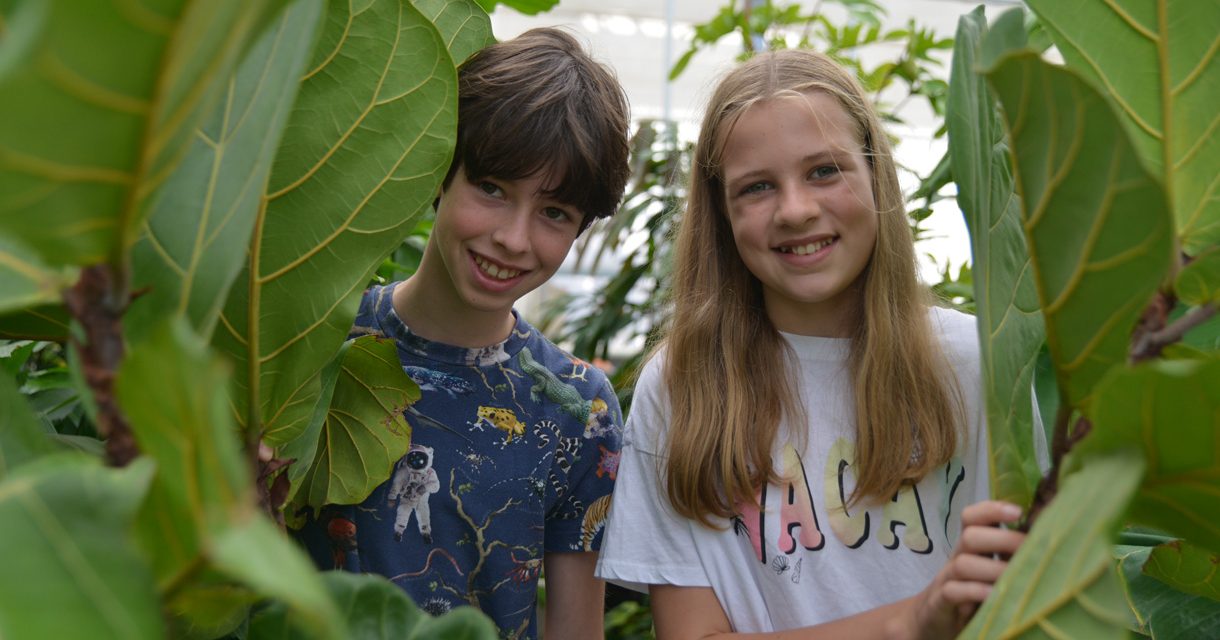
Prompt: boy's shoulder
<box><xmin>350</xmin><ymin>283</ymin><xmax>395</xmax><ymax>339</ymax></box>
<box><xmin>511</xmin><ymin>321</ymin><xmax>614</xmax><ymax>395</ymax></box>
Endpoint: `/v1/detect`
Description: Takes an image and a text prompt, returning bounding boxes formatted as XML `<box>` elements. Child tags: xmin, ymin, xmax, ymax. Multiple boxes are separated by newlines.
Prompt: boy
<box><xmin>297</xmin><ymin>28</ymin><xmax>631</xmax><ymax>640</ymax></box>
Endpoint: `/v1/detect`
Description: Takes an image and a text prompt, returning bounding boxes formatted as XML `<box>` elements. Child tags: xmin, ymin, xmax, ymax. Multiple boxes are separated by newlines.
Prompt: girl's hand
<box><xmin>900</xmin><ymin>500</ymin><xmax>1026</xmax><ymax>640</ymax></box>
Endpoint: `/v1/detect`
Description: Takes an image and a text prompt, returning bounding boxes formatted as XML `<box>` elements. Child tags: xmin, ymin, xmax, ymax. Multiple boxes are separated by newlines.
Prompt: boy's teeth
<box><xmin>474</xmin><ymin>255</ymin><xmax>521</xmax><ymax>280</ymax></box>
<box><xmin>781</xmin><ymin>238</ymin><xmax>835</xmax><ymax>255</ymax></box>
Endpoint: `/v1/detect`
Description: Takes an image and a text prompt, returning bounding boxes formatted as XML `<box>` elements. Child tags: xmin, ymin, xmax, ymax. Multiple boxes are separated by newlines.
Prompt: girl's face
<box><xmin>720</xmin><ymin>92</ymin><xmax>878</xmax><ymax>337</ymax></box>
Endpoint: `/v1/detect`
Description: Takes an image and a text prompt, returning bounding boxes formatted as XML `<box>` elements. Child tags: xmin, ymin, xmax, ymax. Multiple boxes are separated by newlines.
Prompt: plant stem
<box><xmin>1131</xmin><ymin>302</ymin><xmax>1217</xmax><ymax>362</ymax></box>
<box><xmin>63</xmin><ymin>264</ymin><xmax>138</xmax><ymax>467</ymax></box>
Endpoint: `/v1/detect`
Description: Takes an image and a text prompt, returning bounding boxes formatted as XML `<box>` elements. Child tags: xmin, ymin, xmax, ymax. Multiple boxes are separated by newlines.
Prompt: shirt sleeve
<box><xmin>544</xmin><ymin>372</ymin><xmax>622</xmax><ymax>552</ymax></box>
<box><xmin>594</xmin><ymin>356</ymin><xmax>713</xmax><ymax>592</ymax></box>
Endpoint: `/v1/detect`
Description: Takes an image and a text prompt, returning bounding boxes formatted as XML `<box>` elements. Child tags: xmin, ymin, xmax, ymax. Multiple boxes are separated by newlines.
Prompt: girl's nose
<box><xmin>776</xmin><ymin>186</ymin><xmax>818</xmax><ymax>227</ymax></box>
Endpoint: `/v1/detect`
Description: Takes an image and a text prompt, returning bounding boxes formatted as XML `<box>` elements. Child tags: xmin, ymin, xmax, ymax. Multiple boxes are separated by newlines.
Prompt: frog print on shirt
<box><xmin>474</xmin><ymin>406</ymin><xmax>526</xmax><ymax>443</ymax></box>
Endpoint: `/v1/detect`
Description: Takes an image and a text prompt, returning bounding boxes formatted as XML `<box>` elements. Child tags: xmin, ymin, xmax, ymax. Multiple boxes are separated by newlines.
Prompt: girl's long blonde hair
<box><xmin>661</xmin><ymin>49</ymin><xmax>962</xmax><ymax>527</ymax></box>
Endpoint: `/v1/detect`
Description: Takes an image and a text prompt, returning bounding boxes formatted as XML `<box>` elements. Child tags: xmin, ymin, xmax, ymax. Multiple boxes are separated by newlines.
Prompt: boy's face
<box><xmin>427</xmin><ymin>165</ymin><xmax>583</xmax><ymax>318</ymax></box>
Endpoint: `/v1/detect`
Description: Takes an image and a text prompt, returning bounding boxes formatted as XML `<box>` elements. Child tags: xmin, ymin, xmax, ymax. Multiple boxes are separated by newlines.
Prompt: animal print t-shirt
<box><xmin>295</xmin><ymin>283</ymin><xmax>623</xmax><ymax>639</ymax></box>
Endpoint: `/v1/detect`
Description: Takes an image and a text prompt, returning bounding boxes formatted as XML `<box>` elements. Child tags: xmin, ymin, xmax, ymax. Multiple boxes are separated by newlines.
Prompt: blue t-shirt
<box><xmin>297</xmin><ymin>283</ymin><xmax>623</xmax><ymax>638</ymax></box>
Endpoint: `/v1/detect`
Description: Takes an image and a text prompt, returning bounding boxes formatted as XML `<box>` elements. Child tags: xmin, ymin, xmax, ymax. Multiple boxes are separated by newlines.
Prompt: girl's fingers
<box><xmin>944</xmin><ymin>552</ymin><xmax>1009</xmax><ymax>585</ymax></box>
<box><xmin>939</xmin><ymin>580</ymin><xmax>993</xmax><ymax>606</ymax></box>
<box><xmin>961</xmin><ymin>500</ymin><xmax>1023</xmax><ymax>527</ymax></box>
<box><xmin>958</xmin><ymin>525</ymin><xmax>1025</xmax><ymax>556</ymax></box>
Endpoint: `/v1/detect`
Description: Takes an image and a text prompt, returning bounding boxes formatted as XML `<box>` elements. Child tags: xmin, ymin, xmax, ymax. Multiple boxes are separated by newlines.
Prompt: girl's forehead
<box><xmin>722</xmin><ymin>93</ymin><xmax>860</xmax><ymax>153</ymax></box>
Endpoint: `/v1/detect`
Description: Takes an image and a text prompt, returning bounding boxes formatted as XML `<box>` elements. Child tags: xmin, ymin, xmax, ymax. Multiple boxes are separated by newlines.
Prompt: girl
<box><xmin>596</xmin><ymin>49</ymin><xmax>1026</xmax><ymax>639</ymax></box>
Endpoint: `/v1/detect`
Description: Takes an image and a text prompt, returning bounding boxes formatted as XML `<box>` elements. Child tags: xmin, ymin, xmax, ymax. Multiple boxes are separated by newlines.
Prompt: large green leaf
<box><xmin>210</xmin><ymin>515</ymin><xmax>345</xmax><ymax>640</ymax></box>
<box><xmin>291</xmin><ymin>336</ymin><xmax>416</xmax><ymax>512</ymax></box>
<box><xmin>0</xmin><ymin>304</ymin><xmax>70</xmax><ymax>341</ymax></box>
<box><xmin>948</xmin><ymin>7</ymin><xmax>1044</xmax><ymax>507</ymax></box>
<box><xmin>248</xmin><ymin>571</ymin><xmax>498</xmax><ymax>639</ymax></box>
<box><xmin>127</xmin><ymin>0</ymin><xmax>324</xmax><ymax>340</ymax></box>
<box><xmin>0</xmin><ymin>235</ymin><xmax>75</xmax><ymax>315</ymax></box>
<box><xmin>0</xmin><ymin>0</ymin><xmax>282</xmax><ymax>269</ymax></box>
<box><xmin>984</xmin><ymin>51</ymin><xmax>1176</xmax><ymax>409</ymax></box>
<box><xmin>215</xmin><ymin>0</ymin><xmax>457</xmax><ymax>446</ymax></box>
<box><xmin>0</xmin><ymin>371</ymin><xmax>58</xmax><ymax>479</ymax></box>
<box><xmin>1117</xmin><ymin>544</ymin><xmax>1220</xmax><ymax>639</ymax></box>
<box><xmin>1024</xmin><ymin>0</ymin><xmax>1220</xmax><ymax>254</ymax></box>
<box><xmin>1145</xmin><ymin>541</ymin><xmax>1220</xmax><ymax>603</ymax></box>
<box><xmin>116</xmin><ymin>318</ymin><xmax>344</xmax><ymax>639</ymax></box>
<box><xmin>960</xmin><ymin>451</ymin><xmax>1142</xmax><ymax>639</ymax></box>
<box><xmin>0</xmin><ymin>456</ymin><xmax>160</xmax><ymax>640</ymax></box>
<box><xmin>117</xmin><ymin>319</ymin><xmax>254</xmax><ymax>582</ymax></box>
<box><xmin>413</xmin><ymin>0</ymin><xmax>494</xmax><ymax>66</ymax></box>
<box><xmin>472</xmin><ymin>0</ymin><xmax>558</xmax><ymax>16</ymax></box>
<box><xmin>1175</xmin><ymin>245</ymin><xmax>1220</xmax><ymax>306</ymax></box>
<box><xmin>1077</xmin><ymin>358</ymin><xmax>1220</xmax><ymax>555</ymax></box>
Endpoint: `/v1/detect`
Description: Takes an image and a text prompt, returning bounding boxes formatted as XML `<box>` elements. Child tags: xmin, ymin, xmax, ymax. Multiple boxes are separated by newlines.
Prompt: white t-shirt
<box><xmin>596</xmin><ymin>307</ymin><xmax>990</xmax><ymax>632</ymax></box>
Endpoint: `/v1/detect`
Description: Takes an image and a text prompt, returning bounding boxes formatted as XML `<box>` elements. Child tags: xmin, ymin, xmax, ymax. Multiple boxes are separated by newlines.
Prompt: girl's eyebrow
<box><xmin>724</xmin><ymin>150</ymin><xmax>849</xmax><ymax>188</ymax></box>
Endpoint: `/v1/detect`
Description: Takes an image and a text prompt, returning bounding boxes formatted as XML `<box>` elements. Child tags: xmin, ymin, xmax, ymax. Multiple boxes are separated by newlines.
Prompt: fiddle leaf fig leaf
<box><xmin>215</xmin><ymin>0</ymin><xmax>456</xmax><ymax>446</ymax></box>
<box><xmin>984</xmin><ymin>51</ymin><xmax>1175</xmax><ymax>409</ymax></box>
<box><xmin>1175</xmin><ymin>245</ymin><xmax>1220</xmax><ymax>306</ymax></box>
<box><xmin>116</xmin><ymin>318</ymin><xmax>343</xmax><ymax>639</ymax></box>
<box><xmin>1025</xmin><ymin>0</ymin><xmax>1220</xmax><ymax>253</ymax></box>
<box><xmin>1077</xmin><ymin>358</ymin><xmax>1220</xmax><ymax>555</ymax></box>
<box><xmin>413</xmin><ymin>0</ymin><xmax>494</xmax><ymax>66</ymax></box>
<box><xmin>127</xmin><ymin>0</ymin><xmax>325</xmax><ymax>341</ymax></box>
<box><xmin>248</xmin><ymin>571</ymin><xmax>498</xmax><ymax>639</ymax></box>
<box><xmin>1145</xmin><ymin>540</ymin><xmax>1220</xmax><ymax>603</ymax></box>
<box><xmin>472</xmin><ymin>0</ymin><xmax>558</xmax><ymax>17</ymax></box>
<box><xmin>0</xmin><ymin>0</ymin><xmax>285</xmax><ymax>269</ymax></box>
<box><xmin>0</xmin><ymin>456</ymin><xmax>160</xmax><ymax>640</ymax></box>
<box><xmin>960</xmin><ymin>451</ymin><xmax>1142</xmax><ymax>639</ymax></box>
<box><xmin>1117</xmin><ymin>544</ymin><xmax>1220</xmax><ymax>638</ymax></box>
<box><xmin>0</xmin><ymin>235</ymin><xmax>75</xmax><ymax>315</ymax></box>
<box><xmin>116</xmin><ymin>318</ymin><xmax>254</xmax><ymax>581</ymax></box>
<box><xmin>949</xmin><ymin>6</ymin><xmax>1044</xmax><ymax>507</ymax></box>
<box><xmin>291</xmin><ymin>336</ymin><xmax>416</xmax><ymax>512</ymax></box>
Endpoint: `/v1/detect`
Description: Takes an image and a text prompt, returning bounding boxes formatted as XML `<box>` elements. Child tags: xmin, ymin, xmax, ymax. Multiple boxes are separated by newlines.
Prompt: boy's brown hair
<box><xmin>444</xmin><ymin>27</ymin><xmax>631</xmax><ymax>233</ymax></box>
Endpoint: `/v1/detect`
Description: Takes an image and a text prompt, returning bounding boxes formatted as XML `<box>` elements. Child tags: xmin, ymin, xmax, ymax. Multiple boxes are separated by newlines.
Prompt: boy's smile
<box><xmin>721</xmin><ymin>91</ymin><xmax>878</xmax><ymax>337</ymax></box>
<box><xmin>397</xmin><ymin>165</ymin><xmax>582</xmax><ymax>347</ymax></box>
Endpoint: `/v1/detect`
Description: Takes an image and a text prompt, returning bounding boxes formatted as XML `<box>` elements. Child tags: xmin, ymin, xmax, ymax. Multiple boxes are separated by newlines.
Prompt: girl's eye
<box><xmin>811</xmin><ymin>165</ymin><xmax>839</xmax><ymax>180</ymax></box>
<box><xmin>741</xmin><ymin>182</ymin><xmax>771</xmax><ymax>195</ymax></box>
<box><xmin>478</xmin><ymin>181</ymin><xmax>502</xmax><ymax>197</ymax></box>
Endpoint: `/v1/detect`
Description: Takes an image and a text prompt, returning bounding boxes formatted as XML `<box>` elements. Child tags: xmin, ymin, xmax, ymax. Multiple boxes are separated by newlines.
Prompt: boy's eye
<box><xmin>542</xmin><ymin>207</ymin><xmax>573</xmax><ymax>222</ymax></box>
<box><xmin>478</xmin><ymin>181</ymin><xmax>502</xmax><ymax>197</ymax></box>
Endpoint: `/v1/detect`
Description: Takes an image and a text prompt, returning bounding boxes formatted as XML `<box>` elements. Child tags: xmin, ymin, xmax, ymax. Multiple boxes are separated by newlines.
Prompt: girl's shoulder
<box><xmin>927</xmin><ymin>305</ymin><xmax>981</xmax><ymax>367</ymax></box>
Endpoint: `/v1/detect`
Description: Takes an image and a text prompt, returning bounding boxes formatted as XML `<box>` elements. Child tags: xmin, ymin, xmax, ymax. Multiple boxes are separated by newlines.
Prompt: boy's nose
<box><xmin>491</xmin><ymin>208</ymin><xmax>531</xmax><ymax>254</ymax></box>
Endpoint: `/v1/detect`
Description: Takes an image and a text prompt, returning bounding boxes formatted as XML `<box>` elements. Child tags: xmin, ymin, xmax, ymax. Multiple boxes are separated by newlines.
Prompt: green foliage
<box><xmin>1026</xmin><ymin>0</ymin><xmax>1220</xmax><ymax>254</ymax></box>
<box><xmin>0</xmin><ymin>456</ymin><xmax>161</xmax><ymax>640</ymax></box>
<box><xmin>287</xmin><ymin>336</ymin><xmax>418</xmax><ymax>516</ymax></box>
<box><xmin>950</xmin><ymin>3</ymin><xmax>1220</xmax><ymax>637</ymax></box>
<box><xmin>252</xmin><ymin>572</ymin><xmax>499</xmax><ymax>639</ymax></box>
<box><xmin>947</xmin><ymin>7</ymin><xmax>1044</xmax><ymax>508</ymax></box>
<box><xmin>0</xmin><ymin>0</ymin><xmax>497</xmax><ymax>637</ymax></box>
<box><xmin>961</xmin><ymin>451</ymin><xmax>1141</xmax><ymax>638</ymax></box>
<box><xmin>1117</xmin><ymin>544</ymin><xmax>1220</xmax><ymax>638</ymax></box>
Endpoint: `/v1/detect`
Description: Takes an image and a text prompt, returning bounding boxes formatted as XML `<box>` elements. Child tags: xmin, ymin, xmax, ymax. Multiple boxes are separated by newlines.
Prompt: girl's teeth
<box><xmin>475</xmin><ymin>255</ymin><xmax>521</xmax><ymax>280</ymax></box>
<box><xmin>782</xmin><ymin>238</ymin><xmax>834</xmax><ymax>255</ymax></box>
